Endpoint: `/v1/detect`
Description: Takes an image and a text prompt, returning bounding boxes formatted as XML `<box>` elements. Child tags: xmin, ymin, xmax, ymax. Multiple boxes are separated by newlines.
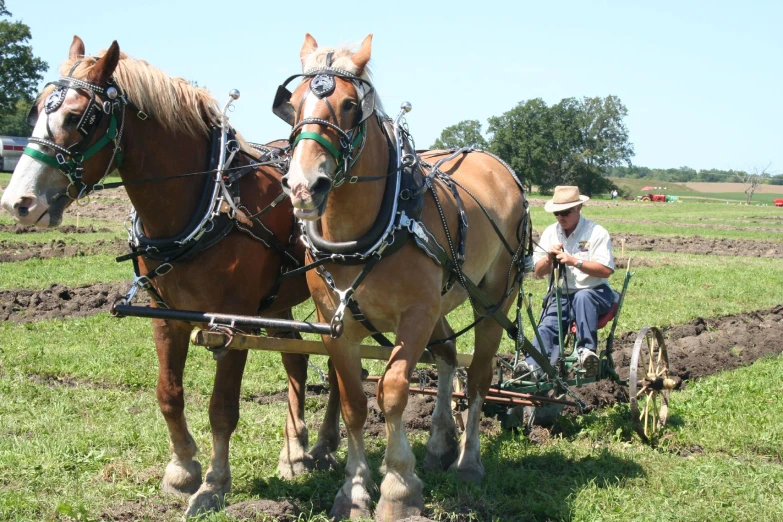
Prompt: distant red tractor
<box><xmin>640</xmin><ymin>193</ymin><xmax>667</xmax><ymax>202</ymax></box>
<box><xmin>774</xmin><ymin>198</ymin><xmax>783</xmax><ymax>207</ymax></box>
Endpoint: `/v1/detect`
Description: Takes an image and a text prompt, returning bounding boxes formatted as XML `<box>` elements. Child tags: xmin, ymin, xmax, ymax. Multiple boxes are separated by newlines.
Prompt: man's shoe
<box><xmin>578</xmin><ymin>350</ymin><xmax>599</xmax><ymax>378</ymax></box>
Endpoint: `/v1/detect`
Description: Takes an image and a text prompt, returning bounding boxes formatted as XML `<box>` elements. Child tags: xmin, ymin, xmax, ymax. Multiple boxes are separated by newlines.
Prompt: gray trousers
<box><xmin>527</xmin><ymin>284</ymin><xmax>613</xmax><ymax>367</ymax></box>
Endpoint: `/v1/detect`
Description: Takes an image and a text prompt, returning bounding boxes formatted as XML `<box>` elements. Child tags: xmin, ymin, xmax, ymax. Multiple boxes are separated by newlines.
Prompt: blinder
<box><xmin>271</xmin><ymin>68</ymin><xmax>377</xmax><ymax>128</ymax></box>
<box><xmin>272</xmin><ymin>84</ymin><xmax>295</xmax><ymax>126</ymax></box>
<box><xmin>26</xmin><ymin>104</ymin><xmax>39</xmax><ymax>127</ymax></box>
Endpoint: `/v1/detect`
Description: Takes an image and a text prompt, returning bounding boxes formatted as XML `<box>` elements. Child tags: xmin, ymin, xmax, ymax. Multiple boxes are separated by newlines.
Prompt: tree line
<box><xmin>432</xmin><ymin>96</ymin><xmax>633</xmax><ymax>195</ymax></box>
<box><xmin>608</xmin><ymin>165</ymin><xmax>783</xmax><ymax>185</ymax></box>
<box><xmin>431</xmin><ymin>97</ymin><xmax>783</xmax><ymax>193</ymax></box>
<box><xmin>0</xmin><ymin>0</ymin><xmax>47</xmax><ymax>136</ymax></box>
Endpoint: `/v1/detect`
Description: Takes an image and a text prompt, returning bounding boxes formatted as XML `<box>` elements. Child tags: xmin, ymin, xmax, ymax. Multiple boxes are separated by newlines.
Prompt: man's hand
<box><xmin>555</xmin><ymin>251</ymin><xmax>577</xmax><ymax>267</ymax></box>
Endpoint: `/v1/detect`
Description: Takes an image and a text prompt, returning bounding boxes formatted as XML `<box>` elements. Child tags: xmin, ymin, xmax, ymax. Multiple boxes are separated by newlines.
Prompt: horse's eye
<box><xmin>64</xmin><ymin>113</ymin><xmax>80</xmax><ymax>127</ymax></box>
<box><xmin>342</xmin><ymin>99</ymin><xmax>357</xmax><ymax>111</ymax></box>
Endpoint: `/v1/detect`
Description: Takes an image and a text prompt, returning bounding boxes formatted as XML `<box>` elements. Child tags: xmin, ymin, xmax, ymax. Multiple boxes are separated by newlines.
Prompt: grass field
<box><xmin>609</xmin><ymin>177</ymin><xmax>783</xmax><ymax>205</ymax></box>
<box><xmin>1</xmin><ymin>192</ymin><xmax>782</xmax><ymax>521</ymax></box>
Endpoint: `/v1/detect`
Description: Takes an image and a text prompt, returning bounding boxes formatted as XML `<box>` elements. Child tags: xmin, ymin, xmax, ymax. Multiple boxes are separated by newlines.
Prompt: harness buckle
<box><xmin>56</xmin><ymin>153</ymin><xmax>67</xmax><ymax>165</ymax></box>
<box><xmin>154</xmin><ymin>263</ymin><xmax>174</xmax><ymax>276</ymax></box>
<box><xmin>349</xmin><ymin>175</ymin><xmax>359</xmax><ymax>184</ymax></box>
<box><xmin>137</xmin><ymin>111</ymin><xmax>148</xmax><ymax>120</ymax></box>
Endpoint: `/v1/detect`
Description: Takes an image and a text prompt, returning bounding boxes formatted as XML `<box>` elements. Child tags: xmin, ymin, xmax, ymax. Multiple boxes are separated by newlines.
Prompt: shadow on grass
<box><xmin>242</xmin><ymin>434</ymin><xmax>643</xmax><ymax>522</ymax></box>
<box><xmin>418</xmin><ymin>432</ymin><xmax>645</xmax><ymax>522</ymax></box>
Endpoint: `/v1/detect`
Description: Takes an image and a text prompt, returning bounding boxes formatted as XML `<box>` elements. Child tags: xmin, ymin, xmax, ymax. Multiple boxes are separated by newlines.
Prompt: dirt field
<box><xmin>2</xmin><ymin>185</ymin><xmax>782</xmax><ymax>522</ymax></box>
<box><xmin>683</xmin><ymin>182</ymin><xmax>783</xmax><ymax>194</ymax></box>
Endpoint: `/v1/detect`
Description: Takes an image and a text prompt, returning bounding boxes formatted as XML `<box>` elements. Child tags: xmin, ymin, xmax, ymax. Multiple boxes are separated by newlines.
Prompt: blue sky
<box><xmin>10</xmin><ymin>0</ymin><xmax>782</xmax><ymax>172</ymax></box>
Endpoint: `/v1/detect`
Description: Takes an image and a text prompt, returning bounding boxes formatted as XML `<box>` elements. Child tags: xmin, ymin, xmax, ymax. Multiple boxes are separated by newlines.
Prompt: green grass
<box><xmin>529</xmin><ymin>201</ymin><xmax>783</xmax><ymax>242</ymax></box>
<box><xmin>0</xmin><ymin>213</ymin><xmax>126</xmax><ymax>244</ymax></box>
<box><xmin>1</xmin><ymin>182</ymin><xmax>783</xmax><ymax>520</ymax></box>
<box><xmin>2</xmin><ymin>316</ymin><xmax>782</xmax><ymax>521</ymax></box>
<box><xmin>0</xmin><ymin>254</ymin><xmax>133</xmax><ymax>289</ymax></box>
<box><xmin>608</xmin><ymin>177</ymin><xmax>783</xmax><ymax>205</ymax></box>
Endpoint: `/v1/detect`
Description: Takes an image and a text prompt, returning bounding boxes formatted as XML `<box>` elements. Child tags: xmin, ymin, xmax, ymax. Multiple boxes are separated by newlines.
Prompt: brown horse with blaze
<box><xmin>279</xmin><ymin>34</ymin><xmax>529</xmax><ymax>521</ymax></box>
<box><xmin>0</xmin><ymin>36</ymin><xmax>343</xmax><ymax>517</ymax></box>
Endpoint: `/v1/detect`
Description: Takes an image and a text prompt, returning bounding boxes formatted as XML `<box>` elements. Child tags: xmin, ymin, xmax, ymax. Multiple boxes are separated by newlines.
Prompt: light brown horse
<box><xmin>0</xmin><ymin>36</ymin><xmax>343</xmax><ymax>516</ymax></box>
<box><xmin>279</xmin><ymin>34</ymin><xmax>528</xmax><ymax>521</ymax></box>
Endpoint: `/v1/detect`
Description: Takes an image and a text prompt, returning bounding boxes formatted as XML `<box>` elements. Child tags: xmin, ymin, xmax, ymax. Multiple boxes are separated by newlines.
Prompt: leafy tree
<box><xmin>0</xmin><ymin>0</ymin><xmax>47</xmax><ymax>134</ymax></box>
<box><xmin>486</xmin><ymin>96</ymin><xmax>634</xmax><ymax>195</ymax></box>
<box><xmin>431</xmin><ymin>119</ymin><xmax>488</xmax><ymax>150</ymax></box>
<box><xmin>579</xmin><ymin>95</ymin><xmax>634</xmax><ymax>170</ymax></box>
<box><xmin>0</xmin><ymin>98</ymin><xmax>34</xmax><ymax>136</ymax></box>
<box><xmin>487</xmin><ymin>98</ymin><xmax>550</xmax><ymax>190</ymax></box>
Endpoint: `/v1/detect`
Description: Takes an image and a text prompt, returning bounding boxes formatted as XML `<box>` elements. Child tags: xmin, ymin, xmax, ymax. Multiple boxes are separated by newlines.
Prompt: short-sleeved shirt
<box><xmin>533</xmin><ymin>216</ymin><xmax>614</xmax><ymax>291</ymax></box>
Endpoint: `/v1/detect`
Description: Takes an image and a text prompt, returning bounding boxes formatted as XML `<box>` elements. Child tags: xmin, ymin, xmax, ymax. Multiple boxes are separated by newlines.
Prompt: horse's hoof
<box><xmin>161</xmin><ymin>459</ymin><xmax>202</xmax><ymax>496</ymax></box>
<box><xmin>375</xmin><ymin>495</ymin><xmax>424</xmax><ymax>522</ymax></box>
<box><xmin>278</xmin><ymin>452</ymin><xmax>315</xmax><ymax>479</ymax></box>
<box><xmin>449</xmin><ymin>460</ymin><xmax>485</xmax><ymax>485</ymax></box>
<box><xmin>423</xmin><ymin>444</ymin><xmax>459</xmax><ymax>471</ymax></box>
<box><xmin>329</xmin><ymin>485</ymin><xmax>372</xmax><ymax>521</ymax></box>
<box><xmin>376</xmin><ymin>472</ymin><xmax>424</xmax><ymax>521</ymax></box>
<box><xmin>185</xmin><ymin>484</ymin><xmax>227</xmax><ymax>518</ymax></box>
<box><xmin>312</xmin><ymin>450</ymin><xmax>338</xmax><ymax>471</ymax></box>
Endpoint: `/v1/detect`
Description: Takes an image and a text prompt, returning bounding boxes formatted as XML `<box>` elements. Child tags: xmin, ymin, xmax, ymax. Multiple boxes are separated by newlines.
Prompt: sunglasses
<box><xmin>553</xmin><ymin>208</ymin><xmax>574</xmax><ymax>217</ymax></box>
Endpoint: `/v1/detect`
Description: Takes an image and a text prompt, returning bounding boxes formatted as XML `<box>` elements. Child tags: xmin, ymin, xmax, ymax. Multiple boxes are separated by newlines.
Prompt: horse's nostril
<box><xmin>281</xmin><ymin>175</ymin><xmax>291</xmax><ymax>190</ymax></box>
<box><xmin>310</xmin><ymin>176</ymin><xmax>332</xmax><ymax>197</ymax></box>
<box><xmin>14</xmin><ymin>197</ymin><xmax>34</xmax><ymax>218</ymax></box>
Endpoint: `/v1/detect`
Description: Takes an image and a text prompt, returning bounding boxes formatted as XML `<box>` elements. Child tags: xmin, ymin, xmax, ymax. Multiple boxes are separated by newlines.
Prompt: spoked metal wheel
<box><xmin>629</xmin><ymin>326</ymin><xmax>675</xmax><ymax>443</ymax></box>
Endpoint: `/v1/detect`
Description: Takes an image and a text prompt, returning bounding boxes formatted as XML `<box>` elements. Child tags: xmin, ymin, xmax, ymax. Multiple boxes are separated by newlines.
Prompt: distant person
<box><xmin>611</xmin><ymin>189</ymin><xmax>618</xmax><ymax>200</ymax></box>
<box><xmin>520</xmin><ymin>186</ymin><xmax>615</xmax><ymax>378</ymax></box>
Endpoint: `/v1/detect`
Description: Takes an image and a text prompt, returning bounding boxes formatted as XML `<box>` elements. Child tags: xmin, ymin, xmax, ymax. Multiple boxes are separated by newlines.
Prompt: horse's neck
<box><xmin>120</xmin><ymin>120</ymin><xmax>209</xmax><ymax>238</ymax></box>
<box><xmin>320</xmin><ymin>121</ymin><xmax>389</xmax><ymax>242</ymax></box>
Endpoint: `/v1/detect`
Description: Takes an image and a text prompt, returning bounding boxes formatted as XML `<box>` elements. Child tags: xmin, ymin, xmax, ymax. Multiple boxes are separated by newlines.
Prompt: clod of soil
<box><xmin>612</xmin><ymin>233</ymin><xmax>782</xmax><ymax>258</ymax></box>
<box><xmin>0</xmin><ymin>282</ymin><xmax>131</xmax><ymax>322</ymax></box>
<box><xmin>98</xmin><ymin>499</ymin><xmax>184</xmax><ymax>521</ymax></box>
<box><xmin>532</xmin><ymin>230</ymin><xmax>782</xmax><ymax>258</ymax></box>
<box><xmin>0</xmin><ymin>238</ymin><xmax>126</xmax><ymax>263</ymax></box>
<box><xmin>574</xmin><ymin>304</ymin><xmax>783</xmax><ymax>410</ymax></box>
<box><xmin>317</xmin><ymin>305</ymin><xmax>783</xmax><ymax>438</ymax></box>
<box><xmin>225</xmin><ymin>499</ymin><xmax>300</xmax><ymax>521</ymax></box>
<box><xmin>0</xmin><ymin>224</ymin><xmax>111</xmax><ymax>234</ymax></box>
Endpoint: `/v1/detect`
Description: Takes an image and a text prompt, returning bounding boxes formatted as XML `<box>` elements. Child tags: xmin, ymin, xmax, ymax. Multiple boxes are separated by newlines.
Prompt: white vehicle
<box><xmin>1</xmin><ymin>136</ymin><xmax>29</xmax><ymax>172</ymax></box>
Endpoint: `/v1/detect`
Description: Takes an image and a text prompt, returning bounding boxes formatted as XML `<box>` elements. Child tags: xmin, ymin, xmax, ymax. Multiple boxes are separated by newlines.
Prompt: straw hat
<box><xmin>544</xmin><ymin>186</ymin><xmax>590</xmax><ymax>212</ymax></box>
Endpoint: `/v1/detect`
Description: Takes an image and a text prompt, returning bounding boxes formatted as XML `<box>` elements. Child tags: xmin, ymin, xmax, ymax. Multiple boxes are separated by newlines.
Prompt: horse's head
<box><xmin>1</xmin><ymin>36</ymin><xmax>122</xmax><ymax>227</ymax></box>
<box><xmin>278</xmin><ymin>34</ymin><xmax>376</xmax><ymax>220</ymax></box>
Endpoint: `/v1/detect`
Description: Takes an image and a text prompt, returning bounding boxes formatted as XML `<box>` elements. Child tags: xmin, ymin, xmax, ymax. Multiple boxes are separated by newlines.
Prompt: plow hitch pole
<box><xmin>111</xmin><ymin>303</ymin><xmax>339</xmax><ymax>337</ymax></box>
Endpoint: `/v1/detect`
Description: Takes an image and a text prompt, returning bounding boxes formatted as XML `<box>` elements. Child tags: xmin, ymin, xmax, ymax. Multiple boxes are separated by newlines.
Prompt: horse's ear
<box><xmin>300</xmin><ymin>33</ymin><xmax>318</xmax><ymax>67</ymax></box>
<box><xmin>350</xmin><ymin>34</ymin><xmax>373</xmax><ymax>73</ymax></box>
<box><xmin>88</xmin><ymin>41</ymin><xmax>120</xmax><ymax>84</ymax></box>
<box><xmin>69</xmin><ymin>35</ymin><xmax>85</xmax><ymax>61</ymax></box>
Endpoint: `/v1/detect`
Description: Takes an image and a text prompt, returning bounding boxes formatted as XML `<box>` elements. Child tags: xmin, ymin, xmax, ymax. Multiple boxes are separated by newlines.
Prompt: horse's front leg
<box><xmin>375</xmin><ymin>308</ymin><xmax>438</xmax><ymax>522</ymax></box>
<box><xmin>186</xmin><ymin>348</ymin><xmax>248</xmax><ymax>516</ymax></box>
<box><xmin>154</xmin><ymin>319</ymin><xmax>203</xmax><ymax>497</ymax></box>
<box><xmin>325</xmin><ymin>335</ymin><xmax>374</xmax><ymax>521</ymax></box>
<box><xmin>274</xmin><ymin>308</ymin><xmax>341</xmax><ymax>477</ymax></box>
<box><xmin>308</xmin><ymin>358</ymin><xmax>341</xmax><ymax>471</ymax></box>
<box><xmin>450</xmin><ymin>314</ymin><xmax>507</xmax><ymax>485</ymax></box>
<box><xmin>423</xmin><ymin>317</ymin><xmax>459</xmax><ymax>471</ymax></box>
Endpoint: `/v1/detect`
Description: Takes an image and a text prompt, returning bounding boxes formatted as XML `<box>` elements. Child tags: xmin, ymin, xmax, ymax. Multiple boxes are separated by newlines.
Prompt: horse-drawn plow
<box><xmin>9</xmin><ymin>32</ymin><xmax>680</xmax><ymax>520</ymax></box>
<box><xmin>112</xmin><ymin>258</ymin><xmax>677</xmax><ymax>444</ymax></box>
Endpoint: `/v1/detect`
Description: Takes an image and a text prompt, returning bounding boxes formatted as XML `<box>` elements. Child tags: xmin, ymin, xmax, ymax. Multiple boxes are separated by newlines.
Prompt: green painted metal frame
<box><xmin>489</xmin><ymin>261</ymin><xmax>636</xmax><ymax>411</ymax></box>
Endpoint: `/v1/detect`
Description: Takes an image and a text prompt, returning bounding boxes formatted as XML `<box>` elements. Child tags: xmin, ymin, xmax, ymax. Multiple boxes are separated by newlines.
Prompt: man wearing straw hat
<box><xmin>522</xmin><ymin>186</ymin><xmax>615</xmax><ymax>378</ymax></box>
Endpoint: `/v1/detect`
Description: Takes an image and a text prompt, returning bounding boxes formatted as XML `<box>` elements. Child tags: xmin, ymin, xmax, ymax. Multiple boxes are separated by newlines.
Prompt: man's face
<box><xmin>553</xmin><ymin>205</ymin><xmax>581</xmax><ymax>229</ymax></box>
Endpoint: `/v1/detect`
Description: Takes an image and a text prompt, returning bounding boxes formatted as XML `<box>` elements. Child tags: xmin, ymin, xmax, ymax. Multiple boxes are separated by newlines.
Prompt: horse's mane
<box><xmin>56</xmin><ymin>51</ymin><xmax>221</xmax><ymax>141</ymax></box>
